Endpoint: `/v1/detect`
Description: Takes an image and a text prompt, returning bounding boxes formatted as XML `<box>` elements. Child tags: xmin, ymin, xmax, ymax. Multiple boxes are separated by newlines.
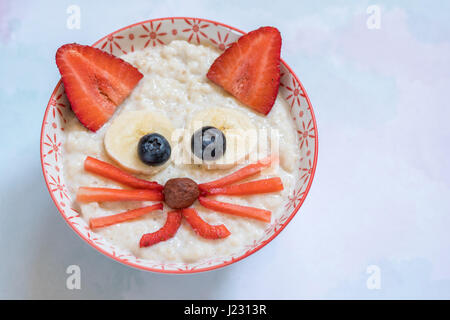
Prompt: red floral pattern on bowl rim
<box><xmin>40</xmin><ymin>17</ymin><xmax>318</xmax><ymax>273</ymax></box>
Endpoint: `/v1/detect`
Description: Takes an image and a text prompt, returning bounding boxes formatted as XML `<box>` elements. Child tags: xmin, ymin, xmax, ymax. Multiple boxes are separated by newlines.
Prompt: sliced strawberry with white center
<box><xmin>55</xmin><ymin>43</ymin><xmax>143</xmax><ymax>132</ymax></box>
<box><xmin>207</xmin><ymin>27</ymin><xmax>282</xmax><ymax>115</ymax></box>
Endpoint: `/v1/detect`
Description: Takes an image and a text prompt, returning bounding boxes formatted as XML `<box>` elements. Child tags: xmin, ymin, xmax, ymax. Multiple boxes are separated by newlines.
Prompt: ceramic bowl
<box><xmin>40</xmin><ymin>17</ymin><xmax>318</xmax><ymax>273</ymax></box>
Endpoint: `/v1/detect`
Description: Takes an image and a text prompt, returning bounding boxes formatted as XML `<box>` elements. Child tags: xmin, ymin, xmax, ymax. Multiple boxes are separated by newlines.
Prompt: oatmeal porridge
<box><xmin>61</xmin><ymin>40</ymin><xmax>299</xmax><ymax>263</ymax></box>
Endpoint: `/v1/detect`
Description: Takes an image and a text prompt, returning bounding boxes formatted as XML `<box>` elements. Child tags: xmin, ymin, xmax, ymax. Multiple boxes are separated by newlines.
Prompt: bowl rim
<box><xmin>40</xmin><ymin>16</ymin><xmax>319</xmax><ymax>274</ymax></box>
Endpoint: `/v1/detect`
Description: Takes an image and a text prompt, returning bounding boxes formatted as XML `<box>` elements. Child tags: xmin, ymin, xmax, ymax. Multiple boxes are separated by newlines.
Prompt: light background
<box><xmin>1</xmin><ymin>0</ymin><xmax>449</xmax><ymax>299</ymax></box>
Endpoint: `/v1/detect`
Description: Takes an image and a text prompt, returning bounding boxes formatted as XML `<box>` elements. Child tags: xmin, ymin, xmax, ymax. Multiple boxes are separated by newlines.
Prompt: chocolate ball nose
<box><xmin>163</xmin><ymin>178</ymin><xmax>199</xmax><ymax>209</ymax></box>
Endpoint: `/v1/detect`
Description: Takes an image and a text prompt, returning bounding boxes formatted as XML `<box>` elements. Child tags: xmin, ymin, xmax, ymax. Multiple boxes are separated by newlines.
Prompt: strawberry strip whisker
<box><xmin>205</xmin><ymin>177</ymin><xmax>283</xmax><ymax>196</ymax></box>
<box><xmin>181</xmin><ymin>208</ymin><xmax>231</xmax><ymax>239</ymax></box>
<box><xmin>139</xmin><ymin>211</ymin><xmax>182</xmax><ymax>247</ymax></box>
<box><xmin>198</xmin><ymin>197</ymin><xmax>271</xmax><ymax>223</ymax></box>
<box><xmin>90</xmin><ymin>203</ymin><xmax>163</xmax><ymax>229</ymax></box>
<box><xmin>77</xmin><ymin>187</ymin><xmax>163</xmax><ymax>203</ymax></box>
<box><xmin>199</xmin><ymin>155</ymin><xmax>275</xmax><ymax>191</ymax></box>
<box><xmin>84</xmin><ymin>156</ymin><xmax>163</xmax><ymax>190</ymax></box>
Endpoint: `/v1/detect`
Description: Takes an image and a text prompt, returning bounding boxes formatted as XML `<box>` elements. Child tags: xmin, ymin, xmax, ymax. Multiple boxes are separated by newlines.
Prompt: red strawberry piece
<box><xmin>139</xmin><ymin>211</ymin><xmax>182</xmax><ymax>247</ymax></box>
<box><xmin>205</xmin><ymin>177</ymin><xmax>284</xmax><ymax>196</ymax></box>
<box><xmin>199</xmin><ymin>155</ymin><xmax>276</xmax><ymax>191</ymax></box>
<box><xmin>76</xmin><ymin>187</ymin><xmax>163</xmax><ymax>203</ymax></box>
<box><xmin>181</xmin><ymin>208</ymin><xmax>231</xmax><ymax>239</ymax></box>
<box><xmin>207</xmin><ymin>27</ymin><xmax>282</xmax><ymax>115</ymax></box>
<box><xmin>89</xmin><ymin>203</ymin><xmax>163</xmax><ymax>229</ymax></box>
<box><xmin>55</xmin><ymin>43</ymin><xmax>143</xmax><ymax>132</ymax></box>
<box><xmin>84</xmin><ymin>156</ymin><xmax>163</xmax><ymax>191</ymax></box>
<box><xmin>198</xmin><ymin>197</ymin><xmax>271</xmax><ymax>223</ymax></box>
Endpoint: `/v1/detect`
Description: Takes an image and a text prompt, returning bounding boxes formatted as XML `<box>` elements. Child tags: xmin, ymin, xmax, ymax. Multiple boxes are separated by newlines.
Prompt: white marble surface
<box><xmin>1</xmin><ymin>0</ymin><xmax>449</xmax><ymax>299</ymax></box>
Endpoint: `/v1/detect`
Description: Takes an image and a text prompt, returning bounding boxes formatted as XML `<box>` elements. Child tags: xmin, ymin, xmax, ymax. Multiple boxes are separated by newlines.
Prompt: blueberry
<box><xmin>191</xmin><ymin>126</ymin><xmax>226</xmax><ymax>161</ymax></box>
<box><xmin>138</xmin><ymin>133</ymin><xmax>171</xmax><ymax>166</ymax></box>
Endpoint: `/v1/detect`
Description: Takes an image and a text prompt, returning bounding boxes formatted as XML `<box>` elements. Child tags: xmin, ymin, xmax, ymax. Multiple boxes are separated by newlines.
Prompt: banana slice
<box><xmin>183</xmin><ymin>107</ymin><xmax>257</xmax><ymax>169</ymax></box>
<box><xmin>104</xmin><ymin>110</ymin><xmax>174</xmax><ymax>175</ymax></box>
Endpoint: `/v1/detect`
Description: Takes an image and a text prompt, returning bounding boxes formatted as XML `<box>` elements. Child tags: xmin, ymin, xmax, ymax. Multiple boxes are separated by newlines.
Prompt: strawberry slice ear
<box><xmin>56</xmin><ymin>43</ymin><xmax>143</xmax><ymax>132</ymax></box>
<box><xmin>207</xmin><ymin>27</ymin><xmax>281</xmax><ymax>115</ymax></box>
